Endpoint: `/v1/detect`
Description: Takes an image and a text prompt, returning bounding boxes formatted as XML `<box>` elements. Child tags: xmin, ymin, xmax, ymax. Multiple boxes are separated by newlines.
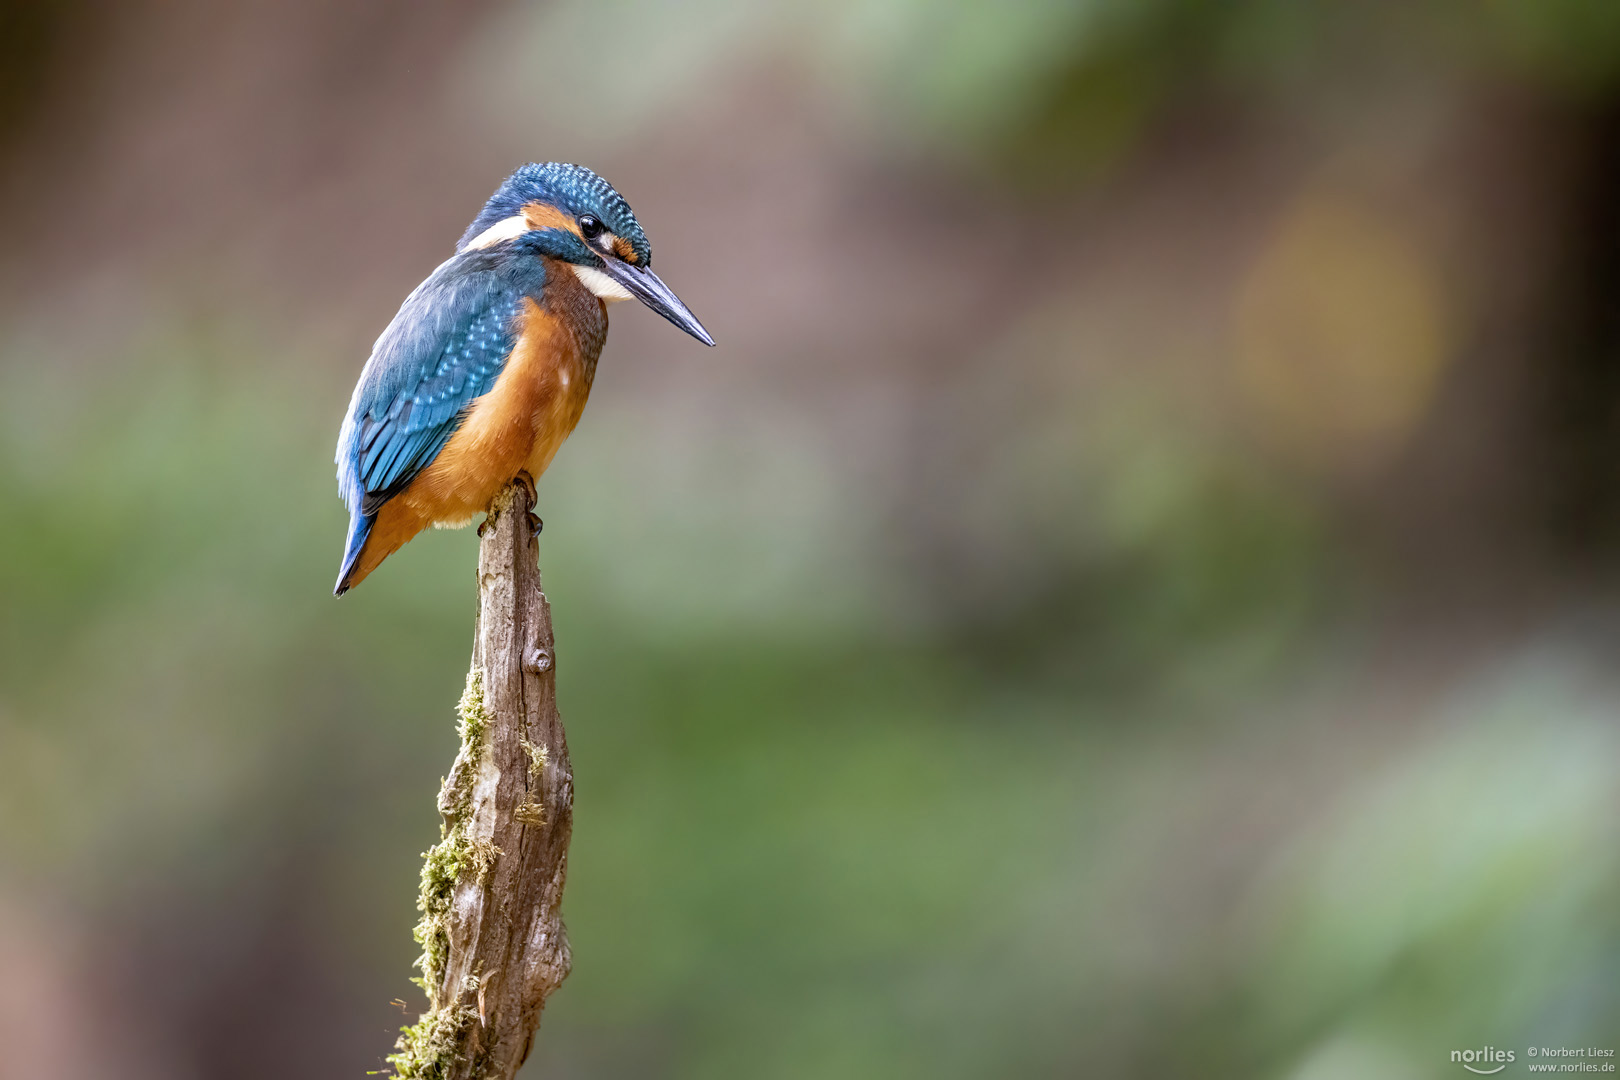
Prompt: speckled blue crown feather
<box><xmin>458</xmin><ymin>162</ymin><xmax>652</xmax><ymax>266</ymax></box>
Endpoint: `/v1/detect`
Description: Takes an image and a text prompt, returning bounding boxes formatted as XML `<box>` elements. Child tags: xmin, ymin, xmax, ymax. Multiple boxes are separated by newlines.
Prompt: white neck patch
<box><xmin>572</xmin><ymin>263</ymin><xmax>634</xmax><ymax>302</ymax></box>
<box><xmin>464</xmin><ymin>214</ymin><xmax>531</xmax><ymax>250</ymax></box>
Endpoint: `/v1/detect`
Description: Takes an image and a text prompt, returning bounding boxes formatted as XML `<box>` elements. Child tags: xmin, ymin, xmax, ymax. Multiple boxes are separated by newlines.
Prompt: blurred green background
<box><xmin>2</xmin><ymin>1</ymin><xmax>1620</xmax><ymax>1076</ymax></box>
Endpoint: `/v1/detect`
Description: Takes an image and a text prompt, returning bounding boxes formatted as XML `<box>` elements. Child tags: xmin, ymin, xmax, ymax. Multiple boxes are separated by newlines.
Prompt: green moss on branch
<box><xmin>386</xmin><ymin>667</ymin><xmax>496</xmax><ymax>1079</ymax></box>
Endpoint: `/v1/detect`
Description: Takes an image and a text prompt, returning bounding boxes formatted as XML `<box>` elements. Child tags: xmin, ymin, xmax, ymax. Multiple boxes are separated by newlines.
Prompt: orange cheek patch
<box><xmin>523</xmin><ymin>202</ymin><xmax>582</xmax><ymax>235</ymax></box>
<box><xmin>610</xmin><ymin>236</ymin><xmax>638</xmax><ymax>263</ymax></box>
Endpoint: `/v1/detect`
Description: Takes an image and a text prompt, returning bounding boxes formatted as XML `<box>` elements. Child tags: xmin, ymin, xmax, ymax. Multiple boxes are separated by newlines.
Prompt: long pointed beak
<box><xmin>600</xmin><ymin>258</ymin><xmax>715</xmax><ymax>346</ymax></box>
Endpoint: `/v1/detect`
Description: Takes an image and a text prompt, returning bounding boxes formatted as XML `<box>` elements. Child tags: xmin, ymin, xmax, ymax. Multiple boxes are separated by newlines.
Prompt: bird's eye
<box><xmin>578</xmin><ymin>215</ymin><xmax>604</xmax><ymax>241</ymax></box>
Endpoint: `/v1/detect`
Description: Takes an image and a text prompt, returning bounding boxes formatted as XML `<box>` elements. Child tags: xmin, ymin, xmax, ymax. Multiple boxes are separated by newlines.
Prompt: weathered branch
<box><xmin>389</xmin><ymin>481</ymin><xmax>574</xmax><ymax>1079</ymax></box>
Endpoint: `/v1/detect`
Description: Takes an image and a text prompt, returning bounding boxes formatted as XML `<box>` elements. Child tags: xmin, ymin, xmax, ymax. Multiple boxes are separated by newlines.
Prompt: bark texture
<box><xmin>389</xmin><ymin>480</ymin><xmax>573</xmax><ymax>1079</ymax></box>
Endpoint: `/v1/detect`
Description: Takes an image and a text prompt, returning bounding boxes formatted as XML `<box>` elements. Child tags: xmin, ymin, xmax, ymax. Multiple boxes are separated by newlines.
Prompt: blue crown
<box><xmin>458</xmin><ymin>162</ymin><xmax>652</xmax><ymax>266</ymax></box>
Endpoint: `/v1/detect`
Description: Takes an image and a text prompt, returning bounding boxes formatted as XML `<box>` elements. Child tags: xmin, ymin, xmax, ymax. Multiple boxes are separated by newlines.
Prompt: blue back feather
<box><xmin>335</xmin><ymin>249</ymin><xmax>539</xmax><ymax>526</ymax></box>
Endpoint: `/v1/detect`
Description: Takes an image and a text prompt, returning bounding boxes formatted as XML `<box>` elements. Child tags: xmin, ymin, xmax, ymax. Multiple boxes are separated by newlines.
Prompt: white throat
<box><xmin>572</xmin><ymin>263</ymin><xmax>634</xmax><ymax>302</ymax></box>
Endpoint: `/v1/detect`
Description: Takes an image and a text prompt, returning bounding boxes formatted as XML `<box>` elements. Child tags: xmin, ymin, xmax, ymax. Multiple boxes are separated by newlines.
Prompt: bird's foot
<box><xmin>476</xmin><ymin>512</ymin><xmax>538</xmax><ymax>539</ymax></box>
<box><xmin>514</xmin><ymin>470</ymin><xmax>538</xmax><ymax>504</ymax></box>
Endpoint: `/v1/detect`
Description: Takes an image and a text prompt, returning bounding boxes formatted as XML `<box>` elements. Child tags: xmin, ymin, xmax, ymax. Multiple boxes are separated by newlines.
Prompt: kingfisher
<box><xmin>333</xmin><ymin>162</ymin><xmax>713</xmax><ymax>595</ymax></box>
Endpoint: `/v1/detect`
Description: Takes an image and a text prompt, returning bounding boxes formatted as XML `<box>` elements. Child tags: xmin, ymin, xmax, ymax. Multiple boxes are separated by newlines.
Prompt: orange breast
<box><xmin>399</xmin><ymin>296</ymin><xmax>595</xmax><ymax>526</ymax></box>
<box><xmin>345</xmin><ymin>285</ymin><xmax>600</xmax><ymax>587</ymax></box>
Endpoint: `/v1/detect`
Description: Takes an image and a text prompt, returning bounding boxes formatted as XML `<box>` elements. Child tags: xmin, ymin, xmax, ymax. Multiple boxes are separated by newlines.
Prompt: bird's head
<box><xmin>459</xmin><ymin>162</ymin><xmax>713</xmax><ymax>346</ymax></box>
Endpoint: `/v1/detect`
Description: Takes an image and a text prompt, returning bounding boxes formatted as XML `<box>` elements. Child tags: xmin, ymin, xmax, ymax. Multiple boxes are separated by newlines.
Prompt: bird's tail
<box><xmin>334</xmin><ymin>511</ymin><xmax>376</xmax><ymax>596</ymax></box>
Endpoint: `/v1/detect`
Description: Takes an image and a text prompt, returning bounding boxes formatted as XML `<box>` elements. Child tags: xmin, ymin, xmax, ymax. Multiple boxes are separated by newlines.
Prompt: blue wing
<box><xmin>333</xmin><ymin>251</ymin><xmax>529</xmax><ymax>593</ymax></box>
<box><xmin>336</xmin><ymin>251</ymin><xmax>525</xmax><ymax>518</ymax></box>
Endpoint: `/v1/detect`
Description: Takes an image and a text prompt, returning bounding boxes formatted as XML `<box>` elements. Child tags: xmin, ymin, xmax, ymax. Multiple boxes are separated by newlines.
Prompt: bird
<box><xmin>332</xmin><ymin>162</ymin><xmax>713</xmax><ymax>596</ymax></box>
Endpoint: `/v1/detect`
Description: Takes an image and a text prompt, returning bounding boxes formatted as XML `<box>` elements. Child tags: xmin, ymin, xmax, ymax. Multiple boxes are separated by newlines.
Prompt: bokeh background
<box><xmin>3</xmin><ymin>1</ymin><xmax>1620</xmax><ymax>1076</ymax></box>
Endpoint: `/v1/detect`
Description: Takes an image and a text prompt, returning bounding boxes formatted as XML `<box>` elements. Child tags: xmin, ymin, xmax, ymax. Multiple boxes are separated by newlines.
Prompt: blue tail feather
<box><xmin>334</xmin><ymin>510</ymin><xmax>376</xmax><ymax>596</ymax></box>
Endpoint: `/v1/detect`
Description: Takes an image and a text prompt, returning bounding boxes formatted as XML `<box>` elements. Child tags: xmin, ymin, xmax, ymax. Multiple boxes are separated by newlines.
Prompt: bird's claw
<box><xmin>514</xmin><ymin>471</ymin><xmax>538</xmax><ymax>504</ymax></box>
<box><xmin>528</xmin><ymin>512</ymin><xmax>544</xmax><ymax>539</ymax></box>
